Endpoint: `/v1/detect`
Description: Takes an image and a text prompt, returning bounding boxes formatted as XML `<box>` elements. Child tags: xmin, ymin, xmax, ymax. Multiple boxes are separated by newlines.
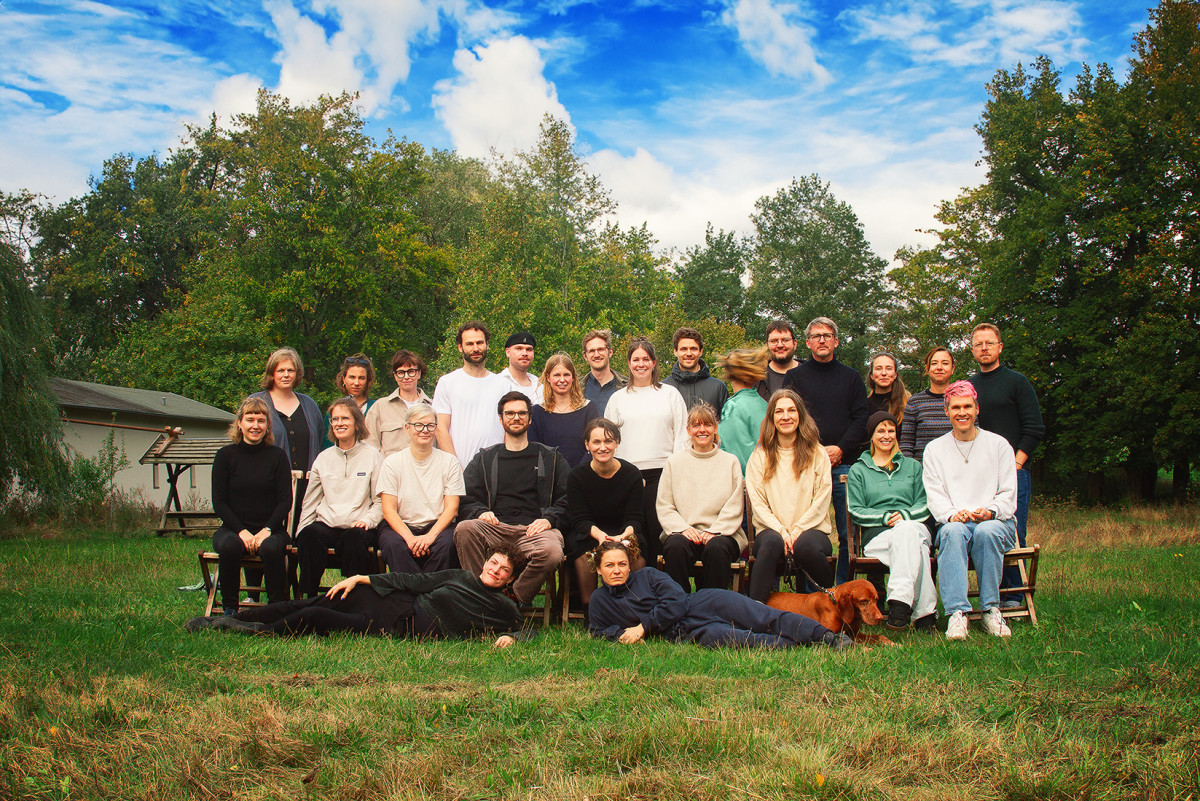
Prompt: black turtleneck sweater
<box><xmin>211</xmin><ymin>441</ymin><xmax>293</xmax><ymax>536</ymax></box>
<box><xmin>782</xmin><ymin>358</ymin><xmax>869</xmax><ymax>463</ymax></box>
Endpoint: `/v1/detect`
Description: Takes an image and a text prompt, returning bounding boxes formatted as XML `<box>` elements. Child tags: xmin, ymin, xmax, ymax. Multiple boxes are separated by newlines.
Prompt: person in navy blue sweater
<box><xmin>587</xmin><ymin>541</ymin><xmax>853</xmax><ymax>650</ymax></box>
<box><xmin>782</xmin><ymin>317</ymin><xmax>869</xmax><ymax>585</ymax></box>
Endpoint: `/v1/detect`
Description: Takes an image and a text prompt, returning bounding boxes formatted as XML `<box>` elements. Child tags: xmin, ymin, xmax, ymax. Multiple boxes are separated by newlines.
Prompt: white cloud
<box><xmin>722</xmin><ymin>0</ymin><xmax>831</xmax><ymax>86</ymax></box>
<box><xmin>431</xmin><ymin>36</ymin><xmax>572</xmax><ymax>158</ymax></box>
<box><xmin>589</xmin><ymin>147</ymin><xmax>676</xmax><ymax>213</ymax></box>
<box><xmin>844</xmin><ymin>0</ymin><xmax>1086</xmax><ymax>68</ymax></box>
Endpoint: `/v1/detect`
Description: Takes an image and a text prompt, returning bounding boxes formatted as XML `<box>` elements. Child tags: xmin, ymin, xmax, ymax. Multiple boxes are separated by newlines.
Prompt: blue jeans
<box><xmin>935</xmin><ymin>519</ymin><xmax>1017</xmax><ymax>614</ymax></box>
<box><xmin>831</xmin><ymin>464</ymin><xmax>850</xmax><ymax>585</ymax></box>
<box><xmin>1001</xmin><ymin>468</ymin><xmax>1031</xmax><ymax>593</ymax></box>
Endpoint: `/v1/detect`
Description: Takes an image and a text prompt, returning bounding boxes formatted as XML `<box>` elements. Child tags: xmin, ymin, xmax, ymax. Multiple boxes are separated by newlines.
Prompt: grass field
<box><xmin>2</xmin><ymin>503</ymin><xmax>1199</xmax><ymax>800</ymax></box>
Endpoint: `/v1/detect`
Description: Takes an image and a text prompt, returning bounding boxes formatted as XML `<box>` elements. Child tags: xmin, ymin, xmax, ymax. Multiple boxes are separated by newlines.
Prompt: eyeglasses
<box><xmin>972</xmin><ymin>340</ymin><xmax>1000</xmax><ymax>349</ymax></box>
<box><xmin>808</xmin><ymin>333</ymin><xmax>835</xmax><ymax>342</ymax></box>
<box><xmin>408</xmin><ymin>422</ymin><xmax>437</xmax><ymax>432</ymax></box>
<box><xmin>502</xmin><ymin>410</ymin><xmax>530</xmax><ymax>420</ymax></box>
<box><xmin>393</xmin><ymin>368</ymin><xmax>421</xmax><ymax>378</ymax></box>
<box><xmin>584</xmin><ymin>347</ymin><xmax>610</xmax><ymax>356</ymax></box>
<box><xmin>344</xmin><ymin>357</ymin><xmax>372</xmax><ymax>367</ymax></box>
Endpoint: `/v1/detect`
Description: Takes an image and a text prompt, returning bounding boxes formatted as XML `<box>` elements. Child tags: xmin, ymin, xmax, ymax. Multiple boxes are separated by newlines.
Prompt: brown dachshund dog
<box><xmin>767</xmin><ymin>579</ymin><xmax>897</xmax><ymax>646</ymax></box>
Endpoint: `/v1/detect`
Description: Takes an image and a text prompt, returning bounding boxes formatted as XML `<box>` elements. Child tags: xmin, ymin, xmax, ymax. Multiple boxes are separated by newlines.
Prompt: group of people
<box><xmin>192</xmin><ymin>315</ymin><xmax>1043</xmax><ymax>648</ymax></box>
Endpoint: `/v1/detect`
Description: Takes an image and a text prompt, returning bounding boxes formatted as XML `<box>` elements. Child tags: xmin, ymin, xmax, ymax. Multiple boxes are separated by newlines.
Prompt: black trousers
<box><xmin>748</xmin><ymin>528</ymin><xmax>833</xmax><ymax>602</ymax></box>
<box><xmin>640</xmin><ymin>468</ymin><xmax>663</xmax><ymax>562</ymax></box>
<box><xmin>661</xmin><ymin>533</ymin><xmax>742</xmax><ymax>592</ymax></box>
<box><xmin>378</xmin><ymin>522</ymin><xmax>457</xmax><ymax>574</ymax></box>
<box><xmin>234</xmin><ymin>585</ymin><xmax>435</xmax><ymax>637</ymax></box>
<box><xmin>295</xmin><ymin>521</ymin><xmax>379</xmax><ymax>597</ymax></box>
<box><xmin>212</xmin><ymin>525</ymin><xmax>289</xmax><ymax>610</ymax></box>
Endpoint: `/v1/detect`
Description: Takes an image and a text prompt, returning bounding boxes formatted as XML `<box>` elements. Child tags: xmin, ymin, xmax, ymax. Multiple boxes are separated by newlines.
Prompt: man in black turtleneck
<box><xmin>782</xmin><ymin>317</ymin><xmax>868</xmax><ymax>586</ymax></box>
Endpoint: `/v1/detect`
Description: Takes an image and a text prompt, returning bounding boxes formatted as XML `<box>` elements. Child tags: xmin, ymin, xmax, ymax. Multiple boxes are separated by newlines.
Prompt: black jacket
<box><xmin>461</xmin><ymin>441</ymin><xmax>571</xmax><ymax>528</ymax></box>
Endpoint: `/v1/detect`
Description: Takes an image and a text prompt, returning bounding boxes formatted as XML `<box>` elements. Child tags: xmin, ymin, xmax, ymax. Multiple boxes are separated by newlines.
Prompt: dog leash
<box><xmin>786</xmin><ymin>552</ymin><xmax>836</xmax><ymax>601</ymax></box>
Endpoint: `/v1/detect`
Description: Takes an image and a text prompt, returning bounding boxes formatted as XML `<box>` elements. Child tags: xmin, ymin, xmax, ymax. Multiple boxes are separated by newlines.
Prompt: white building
<box><xmin>52</xmin><ymin>378</ymin><xmax>233</xmax><ymax>509</ymax></box>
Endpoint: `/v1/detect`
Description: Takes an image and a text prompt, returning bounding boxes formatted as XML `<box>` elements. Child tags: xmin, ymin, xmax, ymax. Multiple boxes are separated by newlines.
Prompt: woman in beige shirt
<box><xmin>745</xmin><ymin>389</ymin><xmax>833</xmax><ymax>601</ymax></box>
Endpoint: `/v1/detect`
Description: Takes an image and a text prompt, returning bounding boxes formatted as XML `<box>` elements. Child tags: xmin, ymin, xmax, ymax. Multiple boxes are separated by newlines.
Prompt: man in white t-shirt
<box><xmin>499</xmin><ymin>331</ymin><xmax>541</xmax><ymax>406</ymax></box>
<box><xmin>434</xmin><ymin>320</ymin><xmax>506</xmax><ymax>469</ymax></box>
<box><xmin>376</xmin><ymin>403</ymin><xmax>465</xmax><ymax>573</ymax></box>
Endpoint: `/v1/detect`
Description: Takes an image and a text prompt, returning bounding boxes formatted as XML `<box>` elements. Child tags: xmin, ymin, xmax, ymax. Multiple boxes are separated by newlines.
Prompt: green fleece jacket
<box><xmin>846</xmin><ymin>450</ymin><xmax>929</xmax><ymax>546</ymax></box>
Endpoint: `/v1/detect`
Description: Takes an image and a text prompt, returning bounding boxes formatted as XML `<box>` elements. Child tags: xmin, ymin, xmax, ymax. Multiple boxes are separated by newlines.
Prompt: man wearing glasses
<box><xmin>581</xmin><ymin>329</ymin><xmax>627</xmax><ymax>415</ymax></box>
<box><xmin>755</xmin><ymin>319</ymin><xmax>800</xmax><ymax>401</ymax></box>
<box><xmin>968</xmin><ymin>322</ymin><xmax>1044</xmax><ymax>607</ymax></box>
<box><xmin>365</xmin><ymin>349</ymin><xmax>434</xmax><ymax>456</ymax></box>
<box><xmin>454</xmin><ymin>392</ymin><xmax>570</xmax><ymax>603</ymax></box>
<box><xmin>782</xmin><ymin>317</ymin><xmax>869</xmax><ymax>586</ymax></box>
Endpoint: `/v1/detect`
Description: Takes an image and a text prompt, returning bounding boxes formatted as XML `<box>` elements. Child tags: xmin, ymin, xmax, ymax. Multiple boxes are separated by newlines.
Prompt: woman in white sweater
<box><xmin>745</xmin><ymin>389</ymin><xmax>833</xmax><ymax>601</ymax></box>
<box><xmin>657</xmin><ymin>403</ymin><xmax>745</xmax><ymax>592</ymax></box>
<box><xmin>604</xmin><ymin>339</ymin><xmax>688</xmax><ymax>561</ymax></box>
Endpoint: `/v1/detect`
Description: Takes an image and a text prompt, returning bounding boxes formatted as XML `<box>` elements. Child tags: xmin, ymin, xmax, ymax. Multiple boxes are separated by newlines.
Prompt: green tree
<box><xmin>31</xmin><ymin>152</ymin><xmax>205</xmax><ymax>376</ymax></box>
<box><xmin>923</xmin><ymin>0</ymin><xmax>1200</xmax><ymax>498</ymax></box>
<box><xmin>436</xmin><ymin>116</ymin><xmax>673</xmax><ymax>378</ymax></box>
<box><xmin>0</xmin><ymin>196</ymin><xmax>67</xmax><ymax>506</ymax></box>
<box><xmin>677</xmin><ymin>225</ymin><xmax>749</xmax><ymax>326</ymax></box>
<box><xmin>187</xmin><ymin>92</ymin><xmax>453</xmax><ymax>395</ymax></box>
<box><xmin>745</xmin><ymin>176</ymin><xmax>888</xmax><ymax>371</ymax></box>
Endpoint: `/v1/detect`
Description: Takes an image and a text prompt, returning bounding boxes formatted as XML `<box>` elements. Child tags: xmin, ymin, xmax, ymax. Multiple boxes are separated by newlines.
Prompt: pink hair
<box><xmin>943</xmin><ymin>380</ymin><xmax>977</xmax><ymax>408</ymax></box>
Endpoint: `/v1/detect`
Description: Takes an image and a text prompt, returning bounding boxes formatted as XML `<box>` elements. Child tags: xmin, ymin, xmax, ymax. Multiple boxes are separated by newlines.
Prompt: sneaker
<box><xmin>982</xmin><ymin>607</ymin><xmax>1012</xmax><ymax>638</ymax></box>
<box><xmin>913</xmin><ymin>613</ymin><xmax>937</xmax><ymax>632</ymax></box>
<box><xmin>945</xmin><ymin>611</ymin><xmax>968</xmax><ymax>640</ymax></box>
<box><xmin>184</xmin><ymin>616</ymin><xmax>214</xmax><ymax>632</ymax></box>
<box><xmin>820</xmin><ymin>630</ymin><xmax>856</xmax><ymax>650</ymax></box>
<box><xmin>886</xmin><ymin>600</ymin><xmax>912</xmax><ymax>631</ymax></box>
<box><xmin>1000</xmin><ymin>597</ymin><xmax>1024</xmax><ymax>610</ymax></box>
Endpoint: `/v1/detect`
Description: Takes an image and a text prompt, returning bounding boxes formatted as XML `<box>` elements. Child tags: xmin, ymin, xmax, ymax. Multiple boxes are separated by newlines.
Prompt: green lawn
<box><xmin>2</xmin><ymin>507</ymin><xmax>1198</xmax><ymax>800</ymax></box>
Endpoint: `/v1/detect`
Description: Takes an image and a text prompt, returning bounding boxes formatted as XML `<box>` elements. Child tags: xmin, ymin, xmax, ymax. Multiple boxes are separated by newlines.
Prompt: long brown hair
<box><xmin>757</xmin><ymin>389</ymin><xmax>821</xmax><ymax>481</ymax></box>
<box><xmin>867</xmin><ymin>352</ymin><xmax>910</xmax><ymax>424</ymax></box>
<box><xmin>540</xmin><ymin>352</ymin><xmax>586</xmax><ymax>410</ymax></box>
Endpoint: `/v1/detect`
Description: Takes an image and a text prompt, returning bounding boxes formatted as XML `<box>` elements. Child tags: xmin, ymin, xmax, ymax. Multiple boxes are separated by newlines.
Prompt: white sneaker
<box><xmin>982</xmin><ymin>607</ymin><xmax>1012</xmax><ymax>637</ymax></box>
<box><xmin>945</xmin><ymin>611</ymin><xmax>968</xmax><ymax>640</ymax></box>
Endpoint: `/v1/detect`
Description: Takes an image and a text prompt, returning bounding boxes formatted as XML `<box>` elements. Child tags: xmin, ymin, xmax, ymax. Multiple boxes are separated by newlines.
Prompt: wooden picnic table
<box><xmin>139</xmin><ymin>431</ymin><xmax>227</xmax><ymax>536</ymax></box>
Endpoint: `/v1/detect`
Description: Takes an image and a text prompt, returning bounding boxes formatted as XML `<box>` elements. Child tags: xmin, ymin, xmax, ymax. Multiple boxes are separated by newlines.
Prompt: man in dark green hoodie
<box><xmin>663</xmin><ymin>327</ymin><xmax>729</xmax><ymax>416</ymax></box>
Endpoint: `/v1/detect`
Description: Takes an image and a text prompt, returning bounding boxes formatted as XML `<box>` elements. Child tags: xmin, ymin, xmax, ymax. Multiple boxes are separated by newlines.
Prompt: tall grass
<box><xmin>2</xmin><ymin>505</ymin><xmax>1199</xmax><ymax>800</ymax></box>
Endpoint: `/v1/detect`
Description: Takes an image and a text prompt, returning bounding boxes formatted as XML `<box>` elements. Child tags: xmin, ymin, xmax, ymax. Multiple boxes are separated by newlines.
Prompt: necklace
<box><xmin>953</xmin><ymin>437</ymin><xmax>975</xmax><ymax>463</ymax></box>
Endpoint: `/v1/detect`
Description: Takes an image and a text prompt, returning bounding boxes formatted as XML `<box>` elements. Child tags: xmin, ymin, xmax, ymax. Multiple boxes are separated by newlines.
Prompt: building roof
<box><xmin>51</xmin><ymin>378</ymin><xmax>234</xmax><ymax>423</ymax></box>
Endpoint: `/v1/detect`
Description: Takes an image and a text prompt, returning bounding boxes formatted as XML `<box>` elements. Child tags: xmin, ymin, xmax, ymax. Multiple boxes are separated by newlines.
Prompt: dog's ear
<box><xmin>837</xmin><ymin>590</ymin><xmax>857</xmax><ymax>627</ymax></box>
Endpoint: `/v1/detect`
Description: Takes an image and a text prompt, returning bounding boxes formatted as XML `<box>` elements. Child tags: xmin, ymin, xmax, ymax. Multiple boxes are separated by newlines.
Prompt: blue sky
<box><xmin>1</xmin><ymin>0</ymin><xmax>1152</xmax><ymax>262</ymax></box>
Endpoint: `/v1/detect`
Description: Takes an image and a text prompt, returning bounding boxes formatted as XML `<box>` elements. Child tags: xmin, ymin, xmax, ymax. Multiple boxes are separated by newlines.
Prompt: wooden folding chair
<box><xmin>197</xmin><ymin>469</ymin><xmax>308</xmax><ymax>616</ymax></box>
<box><xmin>848</xmin><ymin>517</ymin><xmax>1041</xmax><ymax>627</ymax></box>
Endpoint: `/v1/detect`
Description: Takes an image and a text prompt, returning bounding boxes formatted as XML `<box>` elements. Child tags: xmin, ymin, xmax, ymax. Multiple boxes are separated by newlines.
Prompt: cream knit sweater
<box><xmin>656</xmin><ymin>445</ymin><xmax>746</xmax><ymax>549</ymax></box>
<box><xmin>745</xmin><ymin>445</ymin><xmax>832</xmax><ymax>537</ymax></box>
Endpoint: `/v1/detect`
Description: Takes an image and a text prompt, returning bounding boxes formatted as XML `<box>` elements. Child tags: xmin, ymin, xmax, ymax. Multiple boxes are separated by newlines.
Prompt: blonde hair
<box><xmin>540</xmin><ymin>352</ymin><xmax>585</xmax><ymax>410</ymax></box>
<box><xmin>718</xmin><ymin>347</ymin><xmax>768</xmax><ymax>386</ymax></box>
<box><xmin>228</xmin><ymin>396</ymin><xmax>275</xmax><ymax>445</ymax></box>
<box><xmin>325</xmin><ymin>397</ymin><xmax>369</xmax><ymax>444</ymax></box>
<box><xmin>260</xmin><ymin>347</ymin><xmax>303</xmax><ymax>390</ymax></box>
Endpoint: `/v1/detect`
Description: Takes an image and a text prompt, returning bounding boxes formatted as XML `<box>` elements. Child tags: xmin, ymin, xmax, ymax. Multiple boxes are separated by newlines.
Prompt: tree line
<box><xmin>1</xmin><ymin>0</ymin><xmax>1196</xmax><ymax>506</ymax></box>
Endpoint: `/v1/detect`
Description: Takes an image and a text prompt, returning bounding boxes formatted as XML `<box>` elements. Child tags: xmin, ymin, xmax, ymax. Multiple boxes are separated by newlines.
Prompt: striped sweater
<box><xmin>899</xmin><ymin>390</ymin><xmax>952</xmax><ymax>462</ymax></box>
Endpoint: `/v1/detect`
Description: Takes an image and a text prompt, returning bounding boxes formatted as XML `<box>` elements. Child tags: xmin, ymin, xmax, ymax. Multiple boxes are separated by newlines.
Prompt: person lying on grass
<box><xmin>185</xmin><ymin>544</ymin><xmax>530</xmax><ymax>647</ymax></box>
<box><xmin>587</xmin><ymin>540</ymin><xmax>854</xmax><ymax>650</ymax></box>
